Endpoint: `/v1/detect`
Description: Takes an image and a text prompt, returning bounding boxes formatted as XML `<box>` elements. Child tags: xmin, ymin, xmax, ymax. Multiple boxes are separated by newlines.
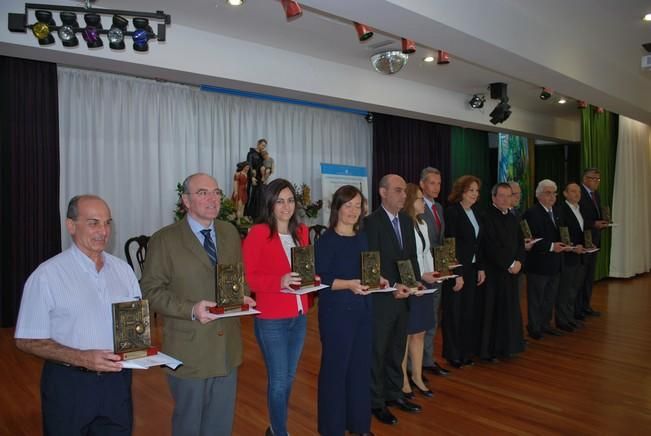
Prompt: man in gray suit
<box><xmin>141</xmin><ymin>173</ymin><xmax>255</xmax><ymax>436</ymax></box>
<box><xmin>419</xmin><ymin>167</ymin><xmax>459</xmax><ymax>377</ymax></box>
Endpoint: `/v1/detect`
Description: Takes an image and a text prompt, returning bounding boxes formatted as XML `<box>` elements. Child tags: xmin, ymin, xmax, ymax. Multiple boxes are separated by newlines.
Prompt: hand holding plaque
<box><xmin>290</xmin><ymin>245</ymin><xmax>321</xmax><ymax>290</ymax></box>
<box><xmin>208</xmin><ymin>263</ymin><xmax>250</xmax><ymax>314</ymax></box>
<box><xmin>112</xmin><ymin>299</ymin><xmax>157</xmax><ymax>360</ymax></box>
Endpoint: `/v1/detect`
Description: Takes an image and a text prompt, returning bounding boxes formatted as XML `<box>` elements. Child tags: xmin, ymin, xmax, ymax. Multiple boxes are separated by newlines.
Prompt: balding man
<box><xmin>15</xmin><ymin>195</ymin><xmax>141</xmax><ymax>435</ymax></box>
<box><xmin>141</xmin><ymin>173</ymin><xmax>255</xmax><ymax>436</ymax></box>
<box><xmin>364</xmin><ymin>174</ymin><xmax>418</xmax><ymax>425</ymax></box>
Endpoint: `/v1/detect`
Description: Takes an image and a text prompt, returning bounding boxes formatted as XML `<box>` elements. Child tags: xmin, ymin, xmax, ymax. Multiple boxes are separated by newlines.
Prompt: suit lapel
<box><xmin>379</xmin><ymin>209</ymin><xmax>403</xmax><ymax>253</ymax></box>
<box><xmin>180</xmin><ymin>218</ymin><xmax>214</xmax><ymax>270</ymax></box>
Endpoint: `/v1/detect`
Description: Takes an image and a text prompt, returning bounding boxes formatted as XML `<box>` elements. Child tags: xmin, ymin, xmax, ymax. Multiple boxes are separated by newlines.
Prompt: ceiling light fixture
<box><xmin>281</xmin><ymin>0</ymin><xmax>302</xmax><ymax>21</ymax></box>
<box><xmin>226</xmin><ymin>0</ymin><xmax>245</xmax><ymax>6</ymax></box>
<box><xmin>8</xmin><ymin>3</ymin><xmax>171</xmax><ymax>51</ymax></box>
<box><xmin>469</xmin><ymin>94</ymin><xmax>486</xmax><ymax>109</ymax></box>
<box><xmin>539</xmin><ymin>87</ymin><xmax>553</xmax><ymax>100</ymax></box>
<box><xmin>401</xmin><ymin>38</ymin><xmax>416</xmax><ymax>54</ymax></box>
<box><xmin>353</xmin><ymin>22</ymin><xmax>373</xmax><ymax>42</ymax></box>
<box><xmin>558</xmin><ymin>98</ymin><xmax>567</xmax><ymax>104</ymax></box>
<box><xmin>643</xmin><ymin>13</ymin><xmax>651</xmax><ymax>21</ymax></box>
<box><xmin>437</xmin><ymin>50</ymin><xmax>450</xmax><ymax>65</ymax></box>
<box><xmin>370</xmin><ymin>50</ymin><xmax>409</xmax><ymax>74</ymax></box>
<box><xmin>489</xmin><ymin>82</ymin><xmax>512</xmax><ymax>124</ymax></box>
<box><xmin>423</xmin><ymin>55</ymin><xmax>434</xmax><ymax>63</ymax></box>
<box><xmin>577</xmin><ymin>100</ymin><xmax>587</xmax><ymax>109</ymax></box>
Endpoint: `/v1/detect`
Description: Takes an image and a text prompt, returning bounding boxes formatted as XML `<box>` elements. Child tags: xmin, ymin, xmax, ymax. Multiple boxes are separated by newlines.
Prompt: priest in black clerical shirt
<box><xmin>479</xmin><ymin>183</ymin><xmax>526</xmax><ymax>360</ymax></box>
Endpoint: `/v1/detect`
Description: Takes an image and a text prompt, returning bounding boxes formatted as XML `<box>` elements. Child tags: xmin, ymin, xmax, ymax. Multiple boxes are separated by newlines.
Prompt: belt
<box><xmin>47</xmin><ymin>360</ymin><xmax>106</xmax><ymax>375</ymax></box>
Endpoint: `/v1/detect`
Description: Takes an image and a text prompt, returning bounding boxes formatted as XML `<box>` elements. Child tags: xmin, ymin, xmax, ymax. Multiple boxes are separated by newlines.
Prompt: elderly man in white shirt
<box><xmin>15</xmin><ymin>195</ymin><xmax>141</xmax><ymax>435</ymax></box>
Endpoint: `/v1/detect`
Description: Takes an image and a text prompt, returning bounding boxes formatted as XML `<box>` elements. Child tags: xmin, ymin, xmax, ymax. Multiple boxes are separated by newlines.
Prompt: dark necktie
<box><xmin>392</xmin><ymin>216</ymin><xmax>403</xmax><ymax>249</ymax></box>
<box><xmin>431</xmin><ymin>204</ymin><xmax>442</xmax><ymax>233</ymax></box>
<box><xmin>200</xmin><ymin>229</ymin><xmax>217</xmax><ymax>265</ymax></box>
<box><xmin>547</xmin><ymin>209</ymin><xmax>556</xmax><ymax>227</ymax></box>
<box><xmin>589</xmin><ymin>191</ymin><xmax>601</xmax><ymax>218</ymax></box>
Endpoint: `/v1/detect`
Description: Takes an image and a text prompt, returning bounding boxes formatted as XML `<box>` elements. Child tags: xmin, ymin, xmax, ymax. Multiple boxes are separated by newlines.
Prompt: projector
<box><xmin>642</xmin><ymin>54</ymin><xmax>651</xmax><ymax>70</ymax></box>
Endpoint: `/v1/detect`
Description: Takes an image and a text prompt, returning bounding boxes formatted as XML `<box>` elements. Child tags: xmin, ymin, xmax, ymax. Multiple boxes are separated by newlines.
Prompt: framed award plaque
<box><xmin>584</xmin><ymin>229</ymin><xmax>595</xmax><ymax>249</ymax></box>
<box><xmin>443</xmin><ymin>237</ymin><xmax>457</xmax><ymax>264</ymax></box>
<box><xmin>601</xmin><ymin>205</ymin><xmax>612</xmax><ymax>223</ymax></box>
<box><xmin>209</xmin><ymin>263</ymin><xmax>249</xmax><ymax>314</ymax></box>
<box><xmin>433</xmin><ymin>246</ymin><xmax>451</xmax><ymax>276</ymax></box>
<box><xmin>559</xmin><ymin>226</ymin><xmax>572</xmax><ymax>246</ymax></box>
<box><xmin>520</xmin><ymin>220</ymin><xmax>533</xmax><ymax>240</ymax></box>
<box><xmin>361</xmin><ymin>251</ymin><xmax>381</xmax><ymax>290</ymax></box>
<box><xmin>396</xmin><ymin>260</ymin><xmax>421</xmax><ymax>290</ymax></box>
<box><xmin>112</xmin><ymin>299</ymin><xmax>157</xmax><ymax>360</ymax></box>
<box><xmin>291</xmin><ymin>245</ymin><xmax>316</xmax><ymax>289</ymax></box>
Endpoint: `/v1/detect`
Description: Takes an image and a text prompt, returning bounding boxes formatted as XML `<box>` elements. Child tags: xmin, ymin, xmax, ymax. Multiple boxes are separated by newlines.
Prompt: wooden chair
<box><xmin>124</xmin><ymin>235</ymin><xmax>151</xmax><ymax>279</ymax></box>
<box><xmin>308</xmin><ymin>224</ymin><xmax>327</xmax><ymax>244</ymax></box>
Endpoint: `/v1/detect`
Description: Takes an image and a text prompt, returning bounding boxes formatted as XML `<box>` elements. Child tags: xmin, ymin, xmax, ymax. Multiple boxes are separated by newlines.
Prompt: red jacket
<box><xmin>243</xmin><ymin>223</ymin><xmax>311</xmax><ymax>319</ymax></box>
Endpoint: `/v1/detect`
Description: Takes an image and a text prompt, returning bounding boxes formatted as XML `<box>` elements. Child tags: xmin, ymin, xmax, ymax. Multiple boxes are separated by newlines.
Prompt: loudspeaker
<box><xmin>490</xmin><ymin>82</ymin><xmax>508</xmax><ymax>100</ymax></box>
<box><xmin>8</xmin><ymin>13</ymin><xmax>27</xmax><ymax>33</ymax></box>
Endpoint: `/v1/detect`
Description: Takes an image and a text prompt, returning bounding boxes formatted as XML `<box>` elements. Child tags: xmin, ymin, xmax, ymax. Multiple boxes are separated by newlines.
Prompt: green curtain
<box><xmin>450</xmin><ymin>127</ymin><xmax>490</xmax><ymax>208</ymax></box>
<box><xmin>581</xmin><ymin>106</ymin><xmax>618</xmax><ymax>280</ymax></box>
<box><xmin>535</xmin><ymin>144</ymin><xmax>565</xmax><ymax>186</ymax></box>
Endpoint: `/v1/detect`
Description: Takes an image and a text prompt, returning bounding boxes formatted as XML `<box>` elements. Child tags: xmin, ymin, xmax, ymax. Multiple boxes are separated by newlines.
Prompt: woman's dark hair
<box><xmin>328</xmin><ymin>185</ymin><xmax>365</xmax><ymax>233</ymax></box>
<box><xmin>236</xmin><ymin>161</ymin><xmax>249</xmax><ymax>172</ymax></box>
<box><xmin>258</xmin><ymin>178</ymin><xmax>301</xmax><ymax>244</ymax></box>
<box><xmin>448</xmin><ymin>175</ymin><xmax>481</xmax><ymax>204</ymax></box>
<box><xmin>404</xmin><ymin>183</ymin><xmax>424</xmax><ymax>225</ymax></box>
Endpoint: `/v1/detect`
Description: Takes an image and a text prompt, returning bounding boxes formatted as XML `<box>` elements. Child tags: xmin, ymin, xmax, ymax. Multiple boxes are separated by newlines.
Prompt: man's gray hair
<box><xmin>491</xmin><ymin>182</ymin><xmax>512</xmax><ymax>196</ymax></box>
<box><xmin>420</xmin><ymin>167</ymin><xmax>441</xmax><ymax>183</ymax></box>
<box><xmin>66</xmin><ymin>195</ymin><xmax>103</xmax><ymax>220</ymax></box>
<box><xmin>507</xmin><ymin>181</ymin><xmax>520</xmax><ymax>191</ymax></box>
<box><xmin>535</xmin><ymin>179</ymin><xmax>557</xmax><ymax>197</ymax></box>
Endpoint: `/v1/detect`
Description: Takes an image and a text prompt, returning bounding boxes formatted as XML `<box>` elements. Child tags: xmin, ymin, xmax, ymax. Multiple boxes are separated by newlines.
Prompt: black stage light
<box><xmin>108</xmin><ymin>15</ymin><xmax>128</xmax><ymax>50</ymax></box>
<box><xmin>469</xmin><ymin>94</ymin><xmax>485</xmax><ymax>109</ymax></box>
<box><xmin>539</xmin><ymin>87</ymin><xmax>552</xmax><ymax>100</ymax></box>
<box><xmin>58</xmin><ymin>12</ymin><xmax>79</xmax><ymax>47</ymax></box>
<box><xmin>32</xmin><ymin>10</ymin><xmax>55</xmax><ymax>45</ymax></box>
<box><xmin>490</xmin><ymin>99</ymin><xmax>512</xmax><ymax>125</ymax></box>
<box><xmin>82</xmin><ymin>13</ymin><xmax>103</xmax><ymax>48</ymax></box>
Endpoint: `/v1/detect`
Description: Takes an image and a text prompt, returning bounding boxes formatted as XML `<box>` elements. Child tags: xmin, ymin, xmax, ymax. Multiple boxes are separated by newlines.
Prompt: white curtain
<box><xmin>609</xmin><ymin>116</ymin><xmax>651</xmax><ymax>278</ymax></box>
<box><xmin>58</xmin><ymin>67</ymin><xmax>372</xmax><ymax>260</ymax></box>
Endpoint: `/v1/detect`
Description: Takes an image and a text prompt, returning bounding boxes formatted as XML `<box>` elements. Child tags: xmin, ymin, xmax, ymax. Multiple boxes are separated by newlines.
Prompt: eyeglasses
<box><xmin>586</xmin><ymin>176</ymin><xmax>601</xmax><ymax>181</ymax></box>
<box><xmin>542</xmin><ymin>191</ymin><xmax>557</xmax><ymax>196</ymax></box>
<box><xmin>189</xmin><ymin>189</ymin><xmax>223</xmax><ymax>199</ymax></box>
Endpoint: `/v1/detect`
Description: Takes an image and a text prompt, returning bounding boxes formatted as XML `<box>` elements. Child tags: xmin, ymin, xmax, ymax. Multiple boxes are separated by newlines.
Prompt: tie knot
<box><xmin>200</xmin><ymin>229</ymin><xmax>211</xmax><ymax>238</ymax></box>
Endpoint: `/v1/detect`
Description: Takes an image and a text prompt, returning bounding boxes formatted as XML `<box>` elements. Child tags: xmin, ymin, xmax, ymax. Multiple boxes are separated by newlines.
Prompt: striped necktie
<box><xmin>200</xmin><ymin>229</ymin><xmax>217</xmax><ymax>265</ymax></box>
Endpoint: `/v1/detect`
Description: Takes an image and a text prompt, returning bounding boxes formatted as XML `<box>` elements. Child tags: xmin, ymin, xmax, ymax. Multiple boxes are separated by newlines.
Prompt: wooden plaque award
<box><xmin>208</xmin><ymin>263</ymin><xmax>249</xmax><ymax>314</ymax></box>
<box><xmin>601</xmin><ymin>205</ymin><xmax>612</xmax><ymax>223</ymax></box>
<box><xmin>520</xmin><ymin>220</ymin><xmax>533</xmax><ymax>240</ymax></box>
<box><xmin>361</xmin><ymin>251</ymin><xmax>382</xmax><ymax>290</ymax></box>
<box><xmin>290</xmin><ymin>245</ymin><xmax>320</xmax><ymax>290</ymax></box>
<box><xmin>112</xmin><ymin>299</ymin><xmax>157</xmax><ymax>360</ymax></box>
<box><xmin>433</xmin><ymin>246</ymin><xmax>451</xmax><ymax>277</ymax></box>
<box><xmin>584</xmin><ymin>229</ymin><xmax>595</xmax><ymax>249</ymax></box>
<box><xmin>396</xmin><ymin>260</ymin><xmax>422</xmax><ymax>291</ymax></box>
<box><xmin>559</xmin><ymin>226</ymin><xmax>572</xmax><ymax>246</ymax></box>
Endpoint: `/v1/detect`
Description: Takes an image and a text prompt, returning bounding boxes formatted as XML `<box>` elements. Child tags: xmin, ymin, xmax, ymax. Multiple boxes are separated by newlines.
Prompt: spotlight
<box><xmin>490</xmin><ymin>100</ymin><xmax>512</xmax><ymax>125</ymax></box>
<box><xmin>643</xmin><ymin>13</ymin><xmax>651</xmax><ymax>21</ymax></box>
<box><xmin>82</xmin><ymin>13</ymin><xmax>103</xmax><ymax>48</ymax></box>
<box><xmin>226</xmin><ymin>0</ymin><xmax>245</xmax><ymax>5</ymax></box>
<box><xmin>469</xmin><ymin>94</ymin><xmax>486</xmax><ymax>109</ymax></box>
<box><xmin>354</xmin><ymin>22</ymin><xmax>373</xmax><ymax>42</ymax></box>
<box><xmin>132</xmin><ymin>18</ymin><xmax>153</xmax><ymax>52</ymax></box>
<box><xmin>108</xmin><ymin>15</ymin><xmax>128</xmax><ymax>50</ymax></box>
<box><xmin>437</xmin><ymin>50</ymin><xmax>450</xmax><ymax>65</ymax></box>
<box><xmin>401</xmin><ymin>38</ymin><xmax>416</xmax><ymax>54</ymax></box>
<box><xmin>577</xmin><ymin>100</ymin><xmax>587</xmax><ymax>109</ymax></box>
<box><xmin>539</xmin><ymin>87</ymin><xmax>552</xmax><ymax>100</ymax></box>
<box><xmin>423</xmin><ymin>56</ymin><xmax>435</xmax><ymax>63</ymax></box>
<box><xmin>281</xmin><ymin>0</ymin><xmax>302</xmax><ymax>21</ymax></box>
<box><xmin>365</xmin><ymin>112</ymin><xmax>374</xmax><ymax>123</ymax></box>
<box><xmin>558</xmin><ymin>98</ymin><xmax>567</xmax><ymax>104</ymax></box>
<box><xmin>58</xmin><ymin>12</ymin><xmax>79</xmax><ymax>47</ymax></box>
<box><xmin>32</xmin><ymin>10</ymin><xmax>55</xmax><ymax>45</ymax></box>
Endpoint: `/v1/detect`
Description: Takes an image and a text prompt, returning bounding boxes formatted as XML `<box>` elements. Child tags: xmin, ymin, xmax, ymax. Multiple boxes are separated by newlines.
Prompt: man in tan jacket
<box><xmin>141</xmin><ymin>173</ymin><xmax>255</xmax><ymax>436</ymax></box>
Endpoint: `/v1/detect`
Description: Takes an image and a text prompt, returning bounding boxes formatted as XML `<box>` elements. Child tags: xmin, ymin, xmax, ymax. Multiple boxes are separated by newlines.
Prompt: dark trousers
<box><xmin>370</xmin><ymin>295</ymin><xmax>408</xmax><ymax>409</ymax></box>
<box><xmin>556</xmin><ymin>263</ymin><xmax>586</xmax><ymax>327</ymax></box>
<box><xmin>41</xmin><ymin>361</ymin><xmax>133</xmax><ymax>436</ymax></box>
<box><xmin>526</xmin><ymin>273</ymin><xmax>560</xmax><ymax>335</ymax></box>
<box><xmin>576</xmin><ymin>253</ymin><xmax>597</xmax><ymax>315</ymax></box>
<box><xmin>318</xmin><ymin>303</ymin><xmax>372</xmax><ymax>436</ymax></box>
<box><xmin>442</xmin><ymin>264</ymin><xmax>477</xmax><ymax>361</ymax></box>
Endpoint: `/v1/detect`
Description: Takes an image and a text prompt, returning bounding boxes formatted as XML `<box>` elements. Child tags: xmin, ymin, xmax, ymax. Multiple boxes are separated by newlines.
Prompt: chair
<box><xmin>308</xmin><ymin>224</ymin><xmax>327</xmax><ymax>244</ymax></box>
<box><xmin>124</xmin><ymin>235</ymin><xmax>151</xmax><ymax>278</ymax></box>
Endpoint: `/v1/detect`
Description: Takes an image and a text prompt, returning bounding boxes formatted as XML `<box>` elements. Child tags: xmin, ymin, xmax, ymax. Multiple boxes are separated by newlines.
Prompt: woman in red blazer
<box><xmin>243</xmin><ymin>178</ymin><xmax>309</xmax><ymax>436</ymax></box>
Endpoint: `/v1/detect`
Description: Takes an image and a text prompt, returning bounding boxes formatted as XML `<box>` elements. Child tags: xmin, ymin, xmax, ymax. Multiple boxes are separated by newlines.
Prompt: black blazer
<box><xmin>444</xmin><ymin>202</ymin><xmax>483</xmax><ymax>270</ymax></box>
<box><xmin>364</xmin><ymin>207</ymin><xmax>421</xmax><ymax>286</ymax></box>
<box><xmin>522</xmin><ymin>202</ymin><xmax>562</xmax><ymax>275</ymax></box>
<box><xmin>579</xmin><ymin>184</ymin><xmax>603</xmax><ymax>247</ymax></box>
<box><xmin>558</xmin><ymin>201</ymin><xmax>585</xmax><ymax>268</ymax></box>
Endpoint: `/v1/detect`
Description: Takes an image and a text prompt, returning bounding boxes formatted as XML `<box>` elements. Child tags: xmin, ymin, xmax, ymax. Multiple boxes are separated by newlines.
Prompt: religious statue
<box><xmin>232</xmin><ymin>161</ymin><xmax>249</xmax><ymax>219</ymax></box>
<box><xmin>245</xmin><ymin>138</ymin><xmax>267</xmax><ymax>218</ymax></box>
<box><xmin>260</xmin><ymin>149</ymin><xmax>275</xmax><ymax>184</ymax></box>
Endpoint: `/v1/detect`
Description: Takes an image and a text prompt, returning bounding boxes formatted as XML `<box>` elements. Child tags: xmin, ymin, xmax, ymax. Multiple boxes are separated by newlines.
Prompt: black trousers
<box><xmin>556</xmin><ymin>263</ymin><xmax>586</xmax><ymax>326</ymax></box>
<box><xmin>526</xmin><ymin>273</ymin><xmax>560</xmax><ymax>335</ymax></box>
<box><xmin>442</xmin><ymin>264</ymin><xmax>477</xmax><ymax>361</ymax></box>
<box><xmin>576</xmin><ymin>253</ymin><xmax>597</xmax><ymax>315</ymax></box>
<box><xmin>370</xmin><ymin>294</ymin><xmax>408</xmax><ymax>409</ymax></box>
<box><xmin>41</xmin><ymin>361</ymin><xmax>133</xmax><ymax>436</ymax></box>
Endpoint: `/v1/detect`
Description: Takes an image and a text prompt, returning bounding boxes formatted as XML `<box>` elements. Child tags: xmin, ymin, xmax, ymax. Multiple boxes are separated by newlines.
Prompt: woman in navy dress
<box><xmin>315</xmin><ymin>185</ymin><xmax>385</xmax><ymax>436</ymax></box>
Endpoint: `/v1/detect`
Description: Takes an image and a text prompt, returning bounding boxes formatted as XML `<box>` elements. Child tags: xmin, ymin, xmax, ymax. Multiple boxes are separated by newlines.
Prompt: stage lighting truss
<box><xmin>8</xmin><ymin>3</ymin><xmax>171</xmax><ymax>52</ymax></box>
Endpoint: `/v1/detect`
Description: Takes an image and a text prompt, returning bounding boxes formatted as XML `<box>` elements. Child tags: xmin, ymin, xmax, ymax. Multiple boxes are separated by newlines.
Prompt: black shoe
<box><xmin>430</xmin><ymin>362</ymin><xmax>450</xmax><ymax>376</ymax></box>
<box><xmin>481</xmin><ymin>356</ymin><xmax>499</xmax><ymax>363</ymax></box>
<box><xmin>386</xmin><ymin>398</ymin><xmax>422</xmax><ymax>413</ymax></box>
<box><xmin>371</xmin><ymin>407</ymin><xmax>397</xmax><ymax>425</ymax></box>
<box><xmin>557</xmin><ymin>324</ymin><xmax>575</xmax><ymax>333</ymax></box>
<box><xmin>584</xmin><ymin>308</ymin><xmax>601</xmax><ymax>317</ymax></box>
<box><xmin>574</xmin><ymin>313</ymin><xmax>586</xmax><ymax>321</ymax></box>
<box><xmin>569</xmin><ymin>320</ymin><xmax>584</xmax><ymax>329</ymax></box>
<box><xmin>412</xmin><ymin>384</ymin><xmax>434</xmax><ymax>398</ymax></box>
<box><xmin>447</xmin><ymin>359</ymin><xmax>463</xmax><ymax>368</ymax></box>
<box><xmin>402</xmin><ymin>390</ymin><xmax>415</xmax><ymax>400</ymax></box>
<box><xmin>543</xmin><ymin>326</ymin><xmax>563</xmax><ymax>336</ymax></box>
<box><xmin>463</xmin><ymin>358</ymin><xmax>475</xmax><ymax>367</ymax></box>
<box><xmin>350</xmin><ymin>433</ymin><xmax>375</xmax><ymax>436</ymax></box>
<box><xmin>528</xmin><ymin>331</ymin><xmax>543</xmax><ymax>340</ymax></box>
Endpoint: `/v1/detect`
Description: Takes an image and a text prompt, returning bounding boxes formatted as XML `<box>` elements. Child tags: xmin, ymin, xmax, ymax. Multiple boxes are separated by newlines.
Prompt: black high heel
<box><xmin>410</xmin><ymin>378</ymin><xmax>434</xmax><ymax>398</ymax></box>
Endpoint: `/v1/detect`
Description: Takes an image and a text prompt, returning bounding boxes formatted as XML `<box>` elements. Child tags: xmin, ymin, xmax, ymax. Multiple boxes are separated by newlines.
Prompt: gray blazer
<box><xmin>422</xmin><ymin>199</ymin><xmax>445</xmax><ymax>247</ymax></box>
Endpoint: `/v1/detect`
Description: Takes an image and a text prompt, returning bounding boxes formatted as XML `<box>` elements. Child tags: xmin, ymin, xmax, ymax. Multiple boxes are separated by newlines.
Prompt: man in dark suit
<box><xmin>419</xmin><ymin>167</ymin><xmax>453</xmax><ymax>377</ymax></box>
<box><xmin>523</xmin><ymin>179</ymin><xmax>568</xmax><ymax>340</ymax></box>
<box><xmin>578</xmin><ymin>168</ymin><xmax>608</xmax><ymax>317</ymax></box>
<box><xmin>141</xmin><ymin>173</ymin><xmax>256</xmax><ymax>436</ymax></box>
<box><xmin>556</xmin><ymin>182</ymin><xmax>587</xmax><ymax>332</ymax></box>
<box><xmin>364</xmin><ymin>174</ymin><xmax>419</xmax><ymax>425</ymax></box>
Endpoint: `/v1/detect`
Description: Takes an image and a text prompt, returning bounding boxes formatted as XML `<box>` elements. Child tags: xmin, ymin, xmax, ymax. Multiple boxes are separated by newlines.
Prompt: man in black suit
<box><xmin>364</xmin><ymin>174</ymin><xmax>420</xmax><ymax>425</ymax></box>
<box><xmin>523</xmin><ymin>179</ymin><xmax>568</xmax><ymax>340</ymax></box>
<box><xmin>577</xmin><ymin>168</ymin><xmax>608</xmax><ymax>317</ymax></box>
<box><xmin>419</xmin><ymin>167</ymin><xmax>456</xmax><ymax>377</ymax></box>
<box><xmin>556</xmin><ymin>182</ymin><xmax>587</xmax><ymax>332</ymax></box>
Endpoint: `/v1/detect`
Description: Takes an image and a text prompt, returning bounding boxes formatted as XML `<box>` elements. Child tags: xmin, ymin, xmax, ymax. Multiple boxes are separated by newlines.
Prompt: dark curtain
<box><xmin>372</xmin><ymin>113</ymin><xmax>451</xmax><ymax>207</ymax></box>
<box><xmin>534</xmin><ymin>143</ymin><xmax>581</xmax><ymax>188</ymax></box>
<box><xmin>450</xmin><ymin>127</ymin><xmax>491</xmax><ymax>209</ymax></box>
<box><xmin>0</xmin><ymin>56</ymin><xmax>61</xmax><ymax>327</ymax></box>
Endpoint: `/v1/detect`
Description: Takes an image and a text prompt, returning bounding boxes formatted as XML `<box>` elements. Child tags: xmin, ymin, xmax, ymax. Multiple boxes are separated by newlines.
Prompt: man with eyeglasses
<box><xmin>577</xmin><ymin>168</ymin><xmax>608</xmax><ymax>318</ymax></box>
<box><xmin>141</xmin><ymin>172</ymin><xmax>255</xmax><ymax>436</ymax></box>
<box><xmin>15</xmin><ymin>195</ymin><xmax>141</xmax><ymax>435</ymax></box>
<box><xmin>522</xmin><ymin>180</ymin><xmax>568</xmax><ymax>340</ymax></box>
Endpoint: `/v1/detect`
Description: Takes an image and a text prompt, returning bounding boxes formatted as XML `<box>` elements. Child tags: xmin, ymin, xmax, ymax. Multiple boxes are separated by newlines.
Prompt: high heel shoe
<box><xmin>410</xmin><ymin>379</ymin><xmax>434</xmax><ymax>398</ymax></box>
